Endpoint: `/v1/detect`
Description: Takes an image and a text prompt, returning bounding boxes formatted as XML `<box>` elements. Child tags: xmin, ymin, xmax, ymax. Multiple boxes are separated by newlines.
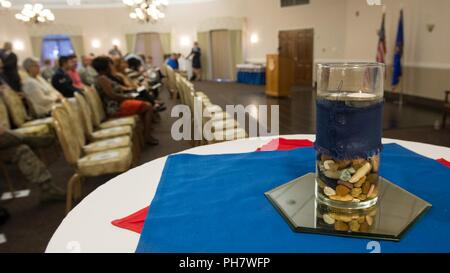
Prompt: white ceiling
<box><xmin>10</xmin><ymin>0</ymin><xmax>213</xmax><ymax>8</ymax></box>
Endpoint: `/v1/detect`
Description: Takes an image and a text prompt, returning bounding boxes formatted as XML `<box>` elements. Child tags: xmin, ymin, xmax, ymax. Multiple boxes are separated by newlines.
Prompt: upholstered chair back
<box><xmin>52</xmin><ymin>106</ymin><xmax>81</xmax><ymax>166</ymax></box>
<box><xmin>61</xmin><ymin>99</ymin><xmax>86</xmax><ymax>148</ymax></box>
<box><xmin>90</xmin><ymin>87</ymin><xmax>107</xmax><ymax>121</ymax></box>
<box><xmin>166</xmin><ymin>65</ymin><xmax>176</xmax><ymax>91</ymax></box>
<box><xmin>74</xmin><ymin>93</ymin><xmax>95</xmax><ymax>137</ymax></box>
<box><xmin>81</xmin><ymin>88</ymin><xmax>101</xmax><ymax>127</ymax></box>
<box><xmin>24</xmin><ymin>96</ymin><xmax>39</xmax><ymax>118</ymax></box>
<box><xmin>0</xmin><ymin>96</ymin><xmax>11</xmax><ymax>129</ymax></box>
<box><xmin>1</xmin><ymin>86</ymin><xmax>28</xmax><ymax>127</ymax></box>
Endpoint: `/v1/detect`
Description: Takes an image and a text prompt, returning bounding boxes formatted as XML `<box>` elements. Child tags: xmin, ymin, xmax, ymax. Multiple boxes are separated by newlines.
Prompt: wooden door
<box><xmin>279</xmin><ymin>29</ymin><xmax>314</xmax><ymax>86</ymax></box>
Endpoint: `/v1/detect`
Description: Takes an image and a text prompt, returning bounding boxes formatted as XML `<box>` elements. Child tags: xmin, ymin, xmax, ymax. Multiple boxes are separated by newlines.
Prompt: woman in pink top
<box><xmin>67</xmin><ymin>54</ymin><xmax>84</xmax><ymax>89</ymax></box>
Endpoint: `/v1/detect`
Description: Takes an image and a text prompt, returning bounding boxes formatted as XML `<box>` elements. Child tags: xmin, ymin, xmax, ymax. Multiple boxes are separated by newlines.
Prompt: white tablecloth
<box><xmin>46</xmin><ymin>135</ymin><xmax>450</xmax><ymax>253</ymax></box>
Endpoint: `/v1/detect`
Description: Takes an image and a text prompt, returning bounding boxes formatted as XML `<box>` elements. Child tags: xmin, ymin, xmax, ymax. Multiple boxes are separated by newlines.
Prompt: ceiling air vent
<box><xmin>281</xmin><ymin>0</ymin><xmax>310</xmax><ymax>8</ymax></box>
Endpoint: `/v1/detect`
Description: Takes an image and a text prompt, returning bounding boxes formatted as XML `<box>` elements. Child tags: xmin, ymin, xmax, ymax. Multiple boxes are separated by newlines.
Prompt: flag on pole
<box><xmin>392</xmin><ymin>9</ymin><xmax>404</xmax><ymax>87</ymax></box>
<box><xmin>376</xmin><ymin>12</ymin><xmax>387</xmax><ymax>64</ymax></box>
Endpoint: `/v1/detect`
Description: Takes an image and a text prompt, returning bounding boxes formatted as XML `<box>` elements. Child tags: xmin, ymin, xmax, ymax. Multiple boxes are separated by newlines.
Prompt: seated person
<box><xmin>112</xmin><ymin>58</ymin><xmax>165</xmax><ymax>112</ymax></box>
<box><xmin>40</xmin><ymin>59</ymin><xmax>55</xmax><ymax>82</ymax></box>
<box><xmin>91</xmin><ymin>56</ymin><xmax>159</xmax><ymax>145</ymax></box>
<box><xmin>67</xmin><ymin>54</ymin><xmax>84</xmax><ymax>89</ymax></box>
<box><xmin>112</xmin><ymin>57</ymin><xmax>137</xmax><ymax>89</ymax></box>
<box><xmin>22</xmin><ymin>58</ymin><xmax>62</xmax><ymax>117</ymax></box>
<box><xmin>166</xmin><ymin>53</ymin><xmax>179</xmax><ymax>71</ymax></box>
<box><xmin>51</xmin><ymin>56</ymin><xmax>83</xmax><ymax>98</ymax></box>
<box><xmin>125</xmin><ymin>57</ymin><xmax>146</xmax><ymax>86</ymax></box>
<box><xmin>0</xmin><ymin>125</ymin><xmax>65</xmax><ymax>201</ymax></box>
<box><xmin>78</xmin><ymin>55</ymin><xmax>98</xmax><ymax>86</ymax></box>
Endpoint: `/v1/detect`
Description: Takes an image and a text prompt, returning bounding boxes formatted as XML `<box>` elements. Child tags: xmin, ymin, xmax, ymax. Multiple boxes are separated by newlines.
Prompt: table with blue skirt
<box><xmin>236</xmin><ymin>64</ymin><xmax>266</xmax><ymax>85</ymax></box>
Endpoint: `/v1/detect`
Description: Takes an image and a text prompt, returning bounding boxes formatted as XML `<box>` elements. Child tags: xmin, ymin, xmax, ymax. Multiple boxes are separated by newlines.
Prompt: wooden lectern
<box><xmin>265</xmin><ymin>54</ymin><xmax>294</xmax><ymax>97</ymax></box>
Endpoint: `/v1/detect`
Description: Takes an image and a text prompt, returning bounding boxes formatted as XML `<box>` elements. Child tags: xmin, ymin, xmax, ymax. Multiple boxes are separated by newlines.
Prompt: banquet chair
<box><xmin>176</xmin><ymin>73</ymin><xmax>187</xmax><ymax>105</ymax></box>
<box><xmin>83</xmin><ymin>87</ymin><xmax>138</xmax><ymax>130</ymax></box>
<box><xmin>82</xmin><ymin>87</ymin><xmax>143</xmax><ymax>148</ymax></box>
<box><xmin>443</xmin><ymin>90</ymin><xmax>450</xmax><ymax>129</ymax></box>
<box><xmin>52</xmin><ymin>106</ymin><xmax>133</xmax><ymax>213</ymax></box>
<box><xmin>0</xmin><ymin>161</ymin><xmax>16</xmax><ymax>199</ymax></box>
<box><xmin>1</xmin><ymin>86</ymin><xmax>54</xmax><ymax>130</ymax></box>
<box><xmin>0</xmin><ymin>95</ymin><xmax>54</xmax><ymax>163</ymax></box>
<box><xmin>166</xmin><ymin>65</ymin><xmax>178</xmax><ymax>99</ymax></box>
<box><xmin>187</xmin><ymin>90</ymin><xmax>239</xmax><ymax>132</ymax></box>
<box><xmin>185</xmin><ymin>89</ymin><xmax>243</xmax><ymax>145</ymax></box>
<box><xmin>194</xmin><ymin>91</ymin><xmax>232</xmax><ymax>122</ymax></box>
<box><xmin>60</xmin><ymin>99</ymin><xmax>135</xmax><ymax>160</ymax></box>
<box><xmin>74</xmin><ymin>93</ymin><xmax>134</xmax><ymax>142</ymax></box>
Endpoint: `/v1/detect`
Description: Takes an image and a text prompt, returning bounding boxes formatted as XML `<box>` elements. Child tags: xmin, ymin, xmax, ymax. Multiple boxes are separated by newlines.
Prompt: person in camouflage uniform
<box><xmin>0</xmin><ymin>126</ymin><xmax>65</xmax><ymax>201</ymax></box>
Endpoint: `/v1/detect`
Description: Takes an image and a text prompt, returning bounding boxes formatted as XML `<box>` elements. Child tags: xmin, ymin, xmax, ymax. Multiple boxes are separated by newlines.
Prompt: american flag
<box><xmin>376</xmin><ymin>12</ymin><xmax>387</xmax><ymax>64</ymax></box>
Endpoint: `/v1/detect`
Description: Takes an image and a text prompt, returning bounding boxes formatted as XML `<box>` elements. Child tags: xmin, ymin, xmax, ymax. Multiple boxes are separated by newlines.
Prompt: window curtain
<box><xmin>228</xmin><ymin>30</ymin><xmax>243</xmax><ymax>81</ymax></box>
<box><xmin>69</xmin><ymin>35</ymin><xmax>85</xmax><ymax>56</ymax></box>
<box><xmin>159</xmin><ymin>33</ymin><xmax>171</xmax><ymax>55</ymax></box>
<box><xmin>126</xmin><ymin>33</ymin><xmax>137</xmax><ymax>53</ymax></box>
<box><xmin>197</xmin><ymin>32</ymin><xmax>212</xmax><ymax>80</ymax></box>
<box><xmin>30</xmin><ymin>36</ymin><xmax>43</xmax><ymax>59</ymax></box>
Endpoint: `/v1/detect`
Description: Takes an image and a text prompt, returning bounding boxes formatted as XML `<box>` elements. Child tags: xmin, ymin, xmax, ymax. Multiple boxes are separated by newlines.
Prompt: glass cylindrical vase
<box><xmin>315</xmin><ymin>63</ymin><xmax>384</xmax><ymax>209</ymax></box>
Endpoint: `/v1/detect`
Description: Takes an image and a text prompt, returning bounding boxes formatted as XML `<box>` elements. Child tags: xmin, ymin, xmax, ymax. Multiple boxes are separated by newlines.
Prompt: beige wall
<box><xmin>245</xmin><ymin>0</ymin><xmax>348</xmax><ymax>64</ymax></box>
<box><xmin>245</xmin><ymin>0</ymin><xmax>450</xmax><ymax>100</ymax></box>
<box><xmin>344</xmin><ymin>0</ymin><xmax>450</xmax><ymax>100</ymax></box>
<box><xmin>1</xmin><ymin>0</ymin><xmax>449</xmax><ymax>100</ymax></box>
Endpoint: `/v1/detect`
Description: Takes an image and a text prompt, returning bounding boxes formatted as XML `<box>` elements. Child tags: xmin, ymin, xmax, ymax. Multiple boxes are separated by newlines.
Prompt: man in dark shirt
<box><xmin>0</xmin><ymin>42</ymin><xmax>22</xmax><ymax>92</ymax></box>
<box><xmin>51</xmin><ymin>55</ymin><xmax>82</xmax><ymax>98</ymax></box>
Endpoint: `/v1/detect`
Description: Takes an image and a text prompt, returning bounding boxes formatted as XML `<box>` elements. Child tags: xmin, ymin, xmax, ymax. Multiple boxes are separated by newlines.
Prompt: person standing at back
<box><xmin>0</xmin><ymin>42</ymin><xmax>22</xmax><ymax>92</ymax></box>
<box><xmin>187</xmin><ymin>42</ymin><xmax>202</xmax><ymax>81</ymax></box>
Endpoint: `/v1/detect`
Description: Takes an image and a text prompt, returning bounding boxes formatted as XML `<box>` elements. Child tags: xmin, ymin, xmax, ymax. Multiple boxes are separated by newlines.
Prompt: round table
<box><xmin>46</xmin><ymin>135</ymin><xmax>450</xmax><ymax>253</ymax></box>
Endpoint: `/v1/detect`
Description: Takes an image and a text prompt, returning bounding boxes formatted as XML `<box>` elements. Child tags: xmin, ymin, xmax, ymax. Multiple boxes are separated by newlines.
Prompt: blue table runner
<box><xmin>136</xmin><ymin>144</ymin><xmax>450</xmax><ymax>253</ymax></box>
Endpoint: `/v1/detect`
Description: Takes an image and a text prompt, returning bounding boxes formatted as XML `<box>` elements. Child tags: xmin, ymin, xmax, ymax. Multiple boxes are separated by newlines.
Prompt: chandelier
<box><xmin>123</xmin><ymin>0</ymin><xmax>168</xmax><ymax>23</ymax></box>
<box><xmin>0</xmin><ymin>0</ymin><xmax>11</xmax><ymax>9</ymax></box>
<box><xmin>15</xmin><ymin>3</ymin><xmax>55</xmax><ymax>24</ymax></box>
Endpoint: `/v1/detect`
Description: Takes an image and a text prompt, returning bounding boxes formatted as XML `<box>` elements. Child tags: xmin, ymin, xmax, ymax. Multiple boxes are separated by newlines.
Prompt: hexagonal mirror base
<box><xmin>265</xmin><ymin>173</ymin><xmax>431</xmax><ymax>242</ymax></box>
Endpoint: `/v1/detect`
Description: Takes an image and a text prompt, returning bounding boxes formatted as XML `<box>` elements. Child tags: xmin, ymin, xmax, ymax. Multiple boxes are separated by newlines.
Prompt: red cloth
<box><xmin>256</xmin><ymin>138</ymin><xmax>314</xmax><ymax>151</ymax></box>
<box><xmin>111</xmin><ymin>206</ymin><xmax>149</xmax><ymax>234</ymax></box>
<box><xmin>111</xmin><ymin>138</ymin><xmax>449</xmax><ymax>234</ymax></box>
<box><xmin>437</xmin><ymin>158</ymin><xmax>450</xmax><ymax>168</ymax></box>
<box><xmin>114</xmin><ymin>99</ymin><xmax>148</xmax><ymax>117</ymax></box>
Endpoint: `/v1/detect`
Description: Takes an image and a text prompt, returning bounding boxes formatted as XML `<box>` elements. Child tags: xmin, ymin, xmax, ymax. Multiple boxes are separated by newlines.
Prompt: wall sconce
<box><xmin>112</xmin><ymin>39</ymin><xmax>121</xmax><ymax>46</ymax></box>
<box><xmin>180</xmin><ymin>36</ymin><xmax>191</xmax><ymax>47</ymax></box>
<box><xmin>426</xmin><ymin>24</ymin><xmax>435</xmax><ymax>33</ymax></box>
<box><xmin>13</xmin><ymin>40</ymin><xmax>25</xmax><ymax>51</ymax></box>
<box><xmin>91</xmin><ymin>39</ymin><xmax>101</xmax><ymax>49</ymax></box>
<box><xmin>250</xmin><ymin>33</ymin><xmax>259</xmax><ymax>44</ymax></box>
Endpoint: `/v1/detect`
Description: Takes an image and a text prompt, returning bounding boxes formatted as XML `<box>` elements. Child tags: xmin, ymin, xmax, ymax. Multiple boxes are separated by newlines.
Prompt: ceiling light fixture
<box><xmin>0</xmin><ymin>0</ymin><xmax>11</xmax><ymax>9</ymax></box>
<box><xmin>123</xmin><ymin>0</ymin><xmax>168</xmax><ymax>23</ymax></box>
<box><xmin>15</xmin><ymin>3</ymin><xmax>55</xmax><ymax>24</ymax></box>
